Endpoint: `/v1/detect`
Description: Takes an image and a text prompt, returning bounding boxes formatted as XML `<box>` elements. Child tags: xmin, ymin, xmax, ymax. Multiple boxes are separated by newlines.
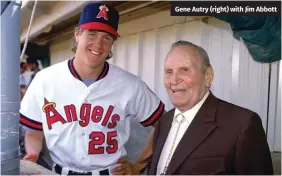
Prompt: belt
<box><xmin>54</xmin><ymin>164</ymin><xmax>110</xmax><ymax>175</ymax></box>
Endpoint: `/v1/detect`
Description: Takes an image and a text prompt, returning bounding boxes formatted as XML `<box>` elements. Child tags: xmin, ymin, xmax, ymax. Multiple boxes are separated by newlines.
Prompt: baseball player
<box><xmin>20</xmin><ymin>2</ymin><xmax>165</xmax><ymax>175</ymax></box>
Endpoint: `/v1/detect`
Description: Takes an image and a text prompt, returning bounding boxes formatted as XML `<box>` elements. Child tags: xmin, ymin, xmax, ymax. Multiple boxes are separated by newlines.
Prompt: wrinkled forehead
<box><xmin>165</xmin><ymin>46</ymin><xmax>201</xmax><ymax>67</ymax></box>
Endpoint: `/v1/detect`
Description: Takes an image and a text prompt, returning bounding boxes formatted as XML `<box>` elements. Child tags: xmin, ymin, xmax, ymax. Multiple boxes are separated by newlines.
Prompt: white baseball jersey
<box><xmin>20</xmin><ymin>58</ymin><xmax>165</xmax><ymax>172</ymax></box>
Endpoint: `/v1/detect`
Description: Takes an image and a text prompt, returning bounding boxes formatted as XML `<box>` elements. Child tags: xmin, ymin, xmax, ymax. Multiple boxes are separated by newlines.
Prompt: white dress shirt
<box><xmin>157</xmin><ymin>91</ymin><xmax>210</xmax><ymax>175</ymax></box>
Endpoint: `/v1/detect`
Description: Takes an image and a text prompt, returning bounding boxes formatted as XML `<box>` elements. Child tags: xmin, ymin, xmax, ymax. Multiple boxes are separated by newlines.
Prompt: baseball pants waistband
<box><xmin>54</xmin><ymin>164</ymin><xmax>110</xmax><ymax>175</ymax></box>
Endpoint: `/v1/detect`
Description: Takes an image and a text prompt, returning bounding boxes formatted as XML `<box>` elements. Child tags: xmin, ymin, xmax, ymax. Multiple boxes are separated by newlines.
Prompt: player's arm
<box><xmin>134</xmin><ymin>82</ymin><xmax>165</xmax><ymax>170</ymax></box>
<box><xmin>132</xmin><ymin>114</ymin><xmax>165</xmax><ymax>173</ymax></box>
<box><xmin>113</xmin><ymin>119</ymin><xmax>163</xmax><ymax>175</ymax></box>
<box><xmin>20</xmin><ymin>73</ymin><xmax>44</xmax><ymax>163</ymax></box>
<box><xmin>24</xmin><ymin>130</ymin><xmax>44</xmax><ymax>162</ymax></box>
<box><xmin>112</xmin><ymin>123</ymin><xmax>158</xmax><ymax>175</ymax></box>
<box><xmin>132</xmin><ymin>126</ymin><xmax>155</xmax><ymax>173</ymax></box>
<box><xmin>132</xmin><ymin>80</ymin><xmax>165</xmax><ymax>174</ymax></box>
<box><xmin>113</xmin><ymin>79</ymin><xmax>165</xmax><ymax>175</ymax></box>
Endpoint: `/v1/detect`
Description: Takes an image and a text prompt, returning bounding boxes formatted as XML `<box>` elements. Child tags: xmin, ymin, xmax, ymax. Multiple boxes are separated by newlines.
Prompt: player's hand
<box><xmin>23</xmin><ymin>152</ymin><xmax>39</xmax><ymax>163</ymax></box>
<box><xmin>111</xmin><ymin>157</ymin><xmax>141</xmax><ymax>175</ymax></box>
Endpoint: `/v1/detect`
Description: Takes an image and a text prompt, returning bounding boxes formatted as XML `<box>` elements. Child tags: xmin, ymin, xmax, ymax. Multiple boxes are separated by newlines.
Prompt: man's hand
<box><xmin>111</xmin><ymin>127</ymin><xmax>156</xmax><ymax>175</ymax></box>
<box><xmin>111</xmin><ymin>157</ymin><xmax>141</xmax><ymax>175</ymax></box>
<box><xmin>23</xmin><ymin>152</ymin><xmax>39</xmax><ymax>163</ymax></box>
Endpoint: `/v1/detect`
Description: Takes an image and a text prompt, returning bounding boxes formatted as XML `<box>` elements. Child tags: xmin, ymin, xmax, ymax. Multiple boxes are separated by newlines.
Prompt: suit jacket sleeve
<box><xmin>235</xmin><ymin>113</ymin><xmax>273</xmax><ymax>174</ymax></box>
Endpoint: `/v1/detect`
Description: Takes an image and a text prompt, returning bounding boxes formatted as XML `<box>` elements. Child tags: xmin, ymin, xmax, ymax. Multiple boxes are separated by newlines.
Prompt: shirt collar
<box><xmin>68</xmin><ymin>57</ymin><xmax>109</xmax><ymax>81</ymax></box>
<box><xmin>174</xmin><ymin>91</ymin><xmax>210</xmax><ymax>123</ymax></box>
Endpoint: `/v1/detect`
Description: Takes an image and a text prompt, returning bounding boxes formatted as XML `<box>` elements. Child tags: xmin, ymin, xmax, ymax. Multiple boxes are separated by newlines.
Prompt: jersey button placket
<box><xmin>82</xmin><ymin>89</ymin><xmax>91</xmax><ymax>105</ymax></box>
<box><xmin>81</xmin><ymin>93</ymin><xmax>90</xmax><ymax>164</ymax></box>
<box><xmin>79</xmin><ymin>133</ymin><xmax>88</xmax><ymax>165</ymax></box>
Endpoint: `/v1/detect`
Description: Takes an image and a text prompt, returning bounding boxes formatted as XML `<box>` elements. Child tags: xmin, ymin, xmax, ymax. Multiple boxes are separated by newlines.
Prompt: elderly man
<box><xmin>148</xmin><ymin>40</ymin><xmax>273</xmax><ymax>175</ymax></box>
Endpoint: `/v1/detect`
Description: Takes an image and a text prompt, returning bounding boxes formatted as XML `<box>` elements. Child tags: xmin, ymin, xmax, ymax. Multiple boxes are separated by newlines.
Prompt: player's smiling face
<box><xmin>75</xmin><ymin>29</ymin><xmax>114</xmax><ymax>68</ymax></box>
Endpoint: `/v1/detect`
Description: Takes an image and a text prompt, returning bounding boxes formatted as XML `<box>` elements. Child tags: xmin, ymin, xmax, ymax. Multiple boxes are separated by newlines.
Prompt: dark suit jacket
<box><xmin>148</xmin><ymin>92</ymin><xmax>273</xmax><ymax>175</ymax></box>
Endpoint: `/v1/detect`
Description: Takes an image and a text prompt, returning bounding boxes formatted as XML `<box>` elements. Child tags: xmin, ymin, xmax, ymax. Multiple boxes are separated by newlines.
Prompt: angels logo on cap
<box><xmin>97</xmin><ymin>5</ymin><xmax>109</xmax><ymax>20</ymax></box>
<box><xmin>79</xmin><ymin>2</ymin><xmax>120</xmax><ymax>37</ymax></box>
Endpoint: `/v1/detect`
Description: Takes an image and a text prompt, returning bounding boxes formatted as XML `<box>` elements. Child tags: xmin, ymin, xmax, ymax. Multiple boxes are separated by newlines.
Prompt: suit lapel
<box><xmin>150</xmin><ymin>109</ymin><xmax>175</xmax><ymax>174</ymax></box>
<box><xmin>166</xmin><ymin>92</ymin><xmax>219</xmax><ymax>174</ymax></box>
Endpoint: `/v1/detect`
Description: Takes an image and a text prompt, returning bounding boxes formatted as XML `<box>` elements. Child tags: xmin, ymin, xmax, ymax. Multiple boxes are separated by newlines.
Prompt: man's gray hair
<box><xmin>169</xmin><ymin>40</ymin><xmax>211</xmax><ymax>72</ymax></box>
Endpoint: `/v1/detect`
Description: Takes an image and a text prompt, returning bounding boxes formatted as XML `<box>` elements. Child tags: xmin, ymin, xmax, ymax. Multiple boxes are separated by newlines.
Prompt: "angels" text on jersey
<box><xmin>43</xmin><ymin>98</ymin><xmax>120</xmax><ymax>130</ymax></box>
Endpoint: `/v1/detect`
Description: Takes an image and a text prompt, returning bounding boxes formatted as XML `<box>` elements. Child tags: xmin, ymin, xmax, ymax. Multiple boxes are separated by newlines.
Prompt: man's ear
<box><xmin>74</xmin><ymin>30</ymin><xmax>81</xmax><ymax>43</ymax></box>
<box><xmin>205</xmin><ymin>66</ymin><xmax>214</xmax><ymax>88</ymax></box>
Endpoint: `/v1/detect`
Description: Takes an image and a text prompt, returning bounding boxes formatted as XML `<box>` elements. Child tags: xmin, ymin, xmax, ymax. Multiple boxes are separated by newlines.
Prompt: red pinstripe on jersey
<box><xmin>141</xmin><ymin>101</ymin><xmax>165</xmax><ymax>127</ymax></box>
<box><xmin>20</xmin><ymin>113</ymin><xmax>43</xmax><ymax>131</ymax></box>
